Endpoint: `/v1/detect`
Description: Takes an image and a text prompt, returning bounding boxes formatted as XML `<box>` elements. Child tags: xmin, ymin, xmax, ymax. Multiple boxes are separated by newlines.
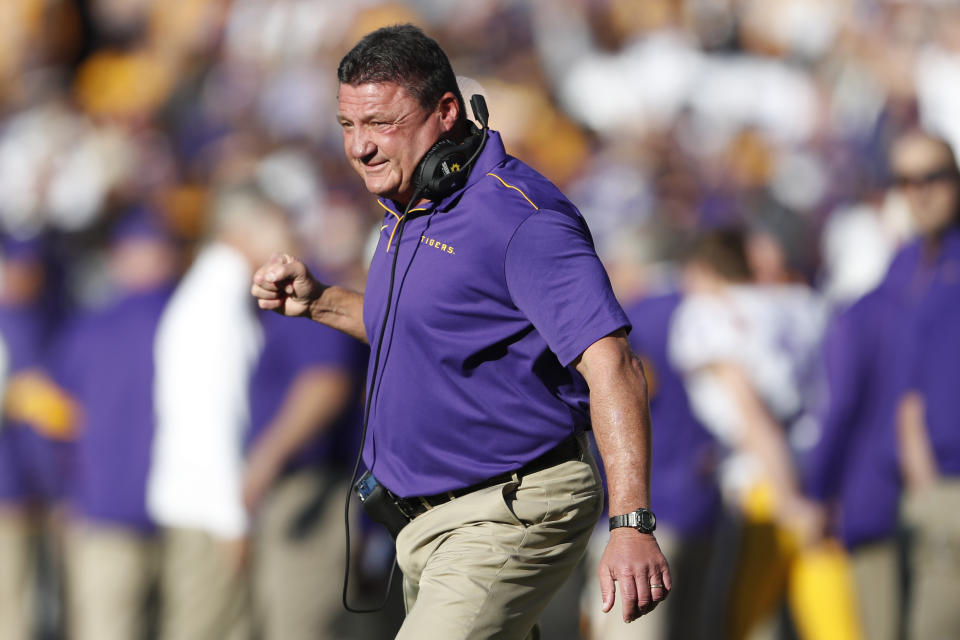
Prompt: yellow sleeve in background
<box><xmin>3</xmin><ymin>371</ymin><xmax>80</xmax><ymax>441</ymax></box>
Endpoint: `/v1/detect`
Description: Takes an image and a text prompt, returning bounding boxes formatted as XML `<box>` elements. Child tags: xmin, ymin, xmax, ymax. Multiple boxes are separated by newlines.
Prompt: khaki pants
<box><xmin>0</xmin><ymin>509</ymin><xmax>35</xmax><ymax>640</ymax></box>
<box><xmin>65</xmin><ymin>522</ymin><xmax>158</xmax><ymax>640</ymax></box>
<box><xmin>158</xmin><ymin>527</ymin><xmax>252</xmax><ymax>640</ymax></box>
<box><xmin>850</xmin><ymin>539</ymin><xmax>900</xmax><ymax>640</ymax></box>
<box><xmin>394</xmin><ymin>437</ymin><xmax>603</xmax><ymax>640</ymax></box>
<box><xmin>252</xmin><ymin>469</ymin><xmax>348</xmax><ymax>640</ymax></box>
<box><xmin>904</xmin><ymin>479</ymin><xmax>960</xmax><ymax>640</ymax></box>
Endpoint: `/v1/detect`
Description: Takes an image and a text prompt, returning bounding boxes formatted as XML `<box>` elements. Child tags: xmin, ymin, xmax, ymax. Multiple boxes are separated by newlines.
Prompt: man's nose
<box><xmin>348</xmin><ymin>128</ymin><xmax>375</xmax><ymax>160</ymax></box>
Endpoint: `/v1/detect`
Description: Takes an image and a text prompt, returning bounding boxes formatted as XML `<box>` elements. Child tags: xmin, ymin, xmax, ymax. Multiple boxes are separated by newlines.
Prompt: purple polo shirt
<box><xmin>624</xmin><ymin>292</ymin><xmax>721</xmax><ymax>536</ymax></box>
<box><xmin>804</xmin><ymin>290</ymin><xmax>905</xmax><ymax>548</ymax></box>
<box><xmin>247</xmin><ymin>309</ymin><xmax>367</xmax><ymax>472</ymax></box>
<box><xmin>804</xmin><ymin>229</ymin><xmax>960</xmax><ymax>547</ymax></box>
<box><xmin>362</xmin><ymin>131</ymin><xmax>630</xmax><ymax>498</ymax></box>
<box><xmin>53</xmin><ymin>286</ymin><xmax>173</xmax><ymax>531</ymax></box>
<box><xmin>905</xmin><ymin>230</ymin><xmax>960</xmax><ymax>476</ymax></box>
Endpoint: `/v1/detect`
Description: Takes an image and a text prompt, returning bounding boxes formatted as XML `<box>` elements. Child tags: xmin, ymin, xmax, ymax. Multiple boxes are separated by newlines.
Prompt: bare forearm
<box><xmin>307</xmin><ymin>286</ymin><xmax>368</xmax><ymax>344</ymax></box>
<box><xmin>577</xmin><ymin>333</ymin><xmax>653</xmax><ymax>515</ymax></box>
<box><xmin>898</xmin><ymin>392</ymin><xmax>939</xmax><ymax>491</ymax></box>
<box><xmin>713</xmin><ymin>362</ymin><xmax>801</xmax><ymax>507</ymax></box>
<box><xmin>251</xmin><ymin>369</ymin><xmax>353</xmax><ymax>468</ymax></box>
<box><xmin>578</xmin><ymin>332</ymin><xmax>670</xmax><ymax>622</ymax></box>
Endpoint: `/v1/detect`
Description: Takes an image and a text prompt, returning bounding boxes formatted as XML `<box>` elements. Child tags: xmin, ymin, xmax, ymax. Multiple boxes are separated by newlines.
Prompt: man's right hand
<box><xmin>252</xmin><ymin>253</ymin><xmax>368</xmax><ymax>343</ymax></box>
<box><xmin>251</xmin><ymin>253</ymin><xmax>322</xmax><ymax>318</ymax></box>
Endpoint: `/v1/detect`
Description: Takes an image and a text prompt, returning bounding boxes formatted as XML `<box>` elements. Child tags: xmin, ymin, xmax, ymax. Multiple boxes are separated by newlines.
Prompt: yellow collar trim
<box><xmin>486</xmin><ymin>173</ymin><xmax>539</xmax><ymax>211</ymax></box>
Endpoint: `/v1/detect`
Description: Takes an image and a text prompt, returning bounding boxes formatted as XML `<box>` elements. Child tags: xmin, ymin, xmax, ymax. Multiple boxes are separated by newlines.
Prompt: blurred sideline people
<box><xmin>147</xmin><ymin>184</ymin><xmax>293</xmax><ymax>640</ymax></box>
<box><xmin>244</xmin><ymin>271</ymin><xmax>367</xmax><ymax>639</ymax></box>
<box><xmin>0</xmin><ymin>237</ymin><xmax>73</xmax><ymax>640</ymax></box>
<box><xmin>888</xmin><ymin>132</ymin><xmax>960</xmax><ymax>640</ymax></box>
<box><xmin>581</xmin><ymin>282</ymin><xmax>723</xmax><ymax>640</ymax></box>
<box><xmin>50</xmin><ymin>208</ymin><xmax>180</xmax><ymax>640</ymax></box>
<box><xmin>5</xmin><ymin>2</ymin><xmax>960</xmax><ymax>639</ymax></box>
<box><xmin>801</xmin><ymin>130</ymin><xmax>960</xmax><ymax>640</ymax></box>
<box><xmin>667</xmin><ymin>230</ymin><xmax>863</xmax><ymax>640</ymax></box>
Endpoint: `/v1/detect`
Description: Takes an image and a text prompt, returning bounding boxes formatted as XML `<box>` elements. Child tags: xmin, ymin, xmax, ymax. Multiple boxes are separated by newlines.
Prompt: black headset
<box><xmin>411</xmin><ymin>94</ymin><xmax>490</xmax><ymax>200</ymax></box>
<box><xmin>342</xmin><ymin>93</ymin><xmax>490</xmax><ymax>614</ymax></box>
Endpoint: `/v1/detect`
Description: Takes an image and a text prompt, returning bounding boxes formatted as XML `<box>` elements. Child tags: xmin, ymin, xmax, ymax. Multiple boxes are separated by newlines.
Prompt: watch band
<box><xmin>609</xmin><ymin>508</ymin><xmax>657</xmax><ymax>533</ymax></box>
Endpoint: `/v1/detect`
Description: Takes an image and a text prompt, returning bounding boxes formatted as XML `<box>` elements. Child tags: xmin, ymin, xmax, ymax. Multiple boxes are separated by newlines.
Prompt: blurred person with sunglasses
<box><xmin>806</xmin><ymin>130</ymin><xmax>960</xmax><ymax>640</ymax></box>
<box><xmin>889</xmin><ymin>131</ymin><xmax>960</xmax><ymax>640</ymax></box>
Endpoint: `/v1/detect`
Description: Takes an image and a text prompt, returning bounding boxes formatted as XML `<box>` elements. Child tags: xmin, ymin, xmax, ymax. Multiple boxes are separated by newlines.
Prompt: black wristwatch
<box><xmin>609</xmin><ymin>508</ymin><xmax>657</xmax><ymax>534</ymax></box>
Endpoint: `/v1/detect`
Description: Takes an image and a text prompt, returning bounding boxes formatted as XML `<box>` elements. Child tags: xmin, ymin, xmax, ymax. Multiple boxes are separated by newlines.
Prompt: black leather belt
<box><xmin>390</xmin><ymin>435</ymin><xmax>583</xmax><ymax>521</ymax></box>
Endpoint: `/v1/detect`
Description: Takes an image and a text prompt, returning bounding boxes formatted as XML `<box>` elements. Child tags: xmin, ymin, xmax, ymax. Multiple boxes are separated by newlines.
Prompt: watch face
<box><xmin>638</xmin><ymin>510</ymin><xmax>656</xmax><ymax>531</ymax></box>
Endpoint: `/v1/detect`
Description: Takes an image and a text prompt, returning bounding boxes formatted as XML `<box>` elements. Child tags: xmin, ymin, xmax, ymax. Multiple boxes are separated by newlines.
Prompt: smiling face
<box><xmin>337</xmin><ymin>82</ymin><xmax>460</xmax><ymax>204</ymax></box>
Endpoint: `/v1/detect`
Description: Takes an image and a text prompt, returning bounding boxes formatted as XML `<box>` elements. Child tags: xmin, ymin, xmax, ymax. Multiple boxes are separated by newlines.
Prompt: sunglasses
<box><xmin>892</xmin><ymin>167</ymin><xmax>958</xmax><ymax>189</ymax></box>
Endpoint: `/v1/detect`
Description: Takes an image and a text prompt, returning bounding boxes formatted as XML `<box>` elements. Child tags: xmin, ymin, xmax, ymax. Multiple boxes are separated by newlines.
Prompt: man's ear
<box><xmin>436</xmin><ymin>92</ymin><xmax>461</xmax><ymax>133</ymax></box>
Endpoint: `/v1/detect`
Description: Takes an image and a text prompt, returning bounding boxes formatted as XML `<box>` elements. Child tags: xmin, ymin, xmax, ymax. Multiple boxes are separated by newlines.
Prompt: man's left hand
<box><xmin>597</xmin><ymin>528</ymin><xmax>672</xmax><ymax>623</ymax></box>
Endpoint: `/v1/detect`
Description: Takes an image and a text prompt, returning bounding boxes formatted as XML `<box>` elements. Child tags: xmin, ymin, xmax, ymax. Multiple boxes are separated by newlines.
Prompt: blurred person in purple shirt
<box><xmin>50</xmin><ymin>207</ymin><xmax>180</xmax><ymax>640</ymax></box>
<box><xmin>897</xmin><ymin>233</ymin><xmax>960</xmax><ymax>640</ymax></box>
<box><xmin>805</xmin><ymin>278</ymin><xmax>909</xmax><ymax>640</ymax></box>
<box><xmin>0</xmin><ymin>235</ymin><xmax>72</xmax><ymax>640</ymax></box>
<box><xmin>887</xmin><ymin>132</ymin><xmax>960</xmax><ymax>640</ymax></box>
<box><xmin>806</xmin><ymin>130</ymin><xmax>960</xmax><ymax>640</ymax></box>
<box><xmin>243</xmin><ymin>286</ymin><xmax>367</xmax><ymax>640</ymax></box>
<box><xmin>252</xmin><ymin>24</ymin><xmax>669</xmax><ymax>639</ymax></box>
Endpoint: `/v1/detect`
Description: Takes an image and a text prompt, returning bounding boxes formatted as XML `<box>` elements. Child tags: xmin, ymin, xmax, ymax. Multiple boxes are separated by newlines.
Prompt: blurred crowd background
<box><xmin>2</xmin><ymin>0</ymin><xmax>960</xmax><ymax>639</ymax></box>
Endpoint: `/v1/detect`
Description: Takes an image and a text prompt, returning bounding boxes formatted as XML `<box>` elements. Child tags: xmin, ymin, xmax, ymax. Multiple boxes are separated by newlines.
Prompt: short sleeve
<box><xmin>504</xmin><ymin>210</ymin><xmax>630</xmax><ymax>366</ymax></box>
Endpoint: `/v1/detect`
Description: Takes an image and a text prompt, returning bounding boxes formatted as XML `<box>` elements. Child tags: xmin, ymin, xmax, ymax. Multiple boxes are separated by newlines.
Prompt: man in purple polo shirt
<box><xmin>898</xmin><ymin>229</ymin><xmax>960</xmax><ymax>640</ymax></box>
<box><xmin>804</xmin><ymin>282</ymin><xmax>907</xmax><ymax>640</ymax></box>
<box><xmin>887</xmin><ymin>131</ymin><xmax>960</xmax><ymax>640</ymax></box>
<box><xmin>52</xmin><ymin>208</ymin><xmax>180</xmax><ymax>640</ymax></box>
<box><xmin>244</xmin><ymin>302</ymin><xmax>367</xmax><ymax>640</ymax></box>
<box><xmin>252</xmin><ymin>24</ymin><xmax>669</xmax><ymax>639</ymax></box>
<box><xmin>806</xmin><ymin>130</ymin><xmax>960</xmax><ymax>640</ymax></box>
<box><xmin>0</xmin><ymin>235</ymin><xmax>68</xmax><ymax>640</ymax></box>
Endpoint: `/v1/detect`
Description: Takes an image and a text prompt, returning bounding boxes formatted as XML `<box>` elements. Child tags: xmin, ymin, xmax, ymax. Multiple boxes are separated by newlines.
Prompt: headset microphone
<box><xmin>342</xmin><ymin>95</ymin><xmax>490</xmax><ymax>614</ymax></box>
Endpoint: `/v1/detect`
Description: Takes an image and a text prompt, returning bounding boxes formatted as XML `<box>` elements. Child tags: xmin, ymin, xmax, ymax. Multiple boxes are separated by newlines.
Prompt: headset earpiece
<box><xmin>412</xmin><ymin>95</ymin><xmax>489</xmax><ymax>201</ymax></box>
<box><xmin>412</xmin><ymin>122</ymin><xmax>482</xmax><ymax>200</ymax></box>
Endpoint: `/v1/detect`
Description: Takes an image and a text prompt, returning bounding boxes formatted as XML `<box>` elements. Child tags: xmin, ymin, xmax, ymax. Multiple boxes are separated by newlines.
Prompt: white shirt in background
<box><xmin>148</xmin><ymin>242</ymin><xmax>263</xmax><ymax>538</ymax></box>
<box><xmin>669</xmin><ymin>284</ymin><xmax>826</xmax><ymax>492</ymax></box>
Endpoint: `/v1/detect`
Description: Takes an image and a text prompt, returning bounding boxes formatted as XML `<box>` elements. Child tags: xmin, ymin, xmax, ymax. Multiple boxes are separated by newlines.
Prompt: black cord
<box><xmin>342</xmin><ymin>188</ymin><xmax>421</xmax><ymax>614</ymax></box>
<box><xmin>341</xmin><ymin>98</ymin><xmax>489</xmax><ymax>613</ymax></box>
